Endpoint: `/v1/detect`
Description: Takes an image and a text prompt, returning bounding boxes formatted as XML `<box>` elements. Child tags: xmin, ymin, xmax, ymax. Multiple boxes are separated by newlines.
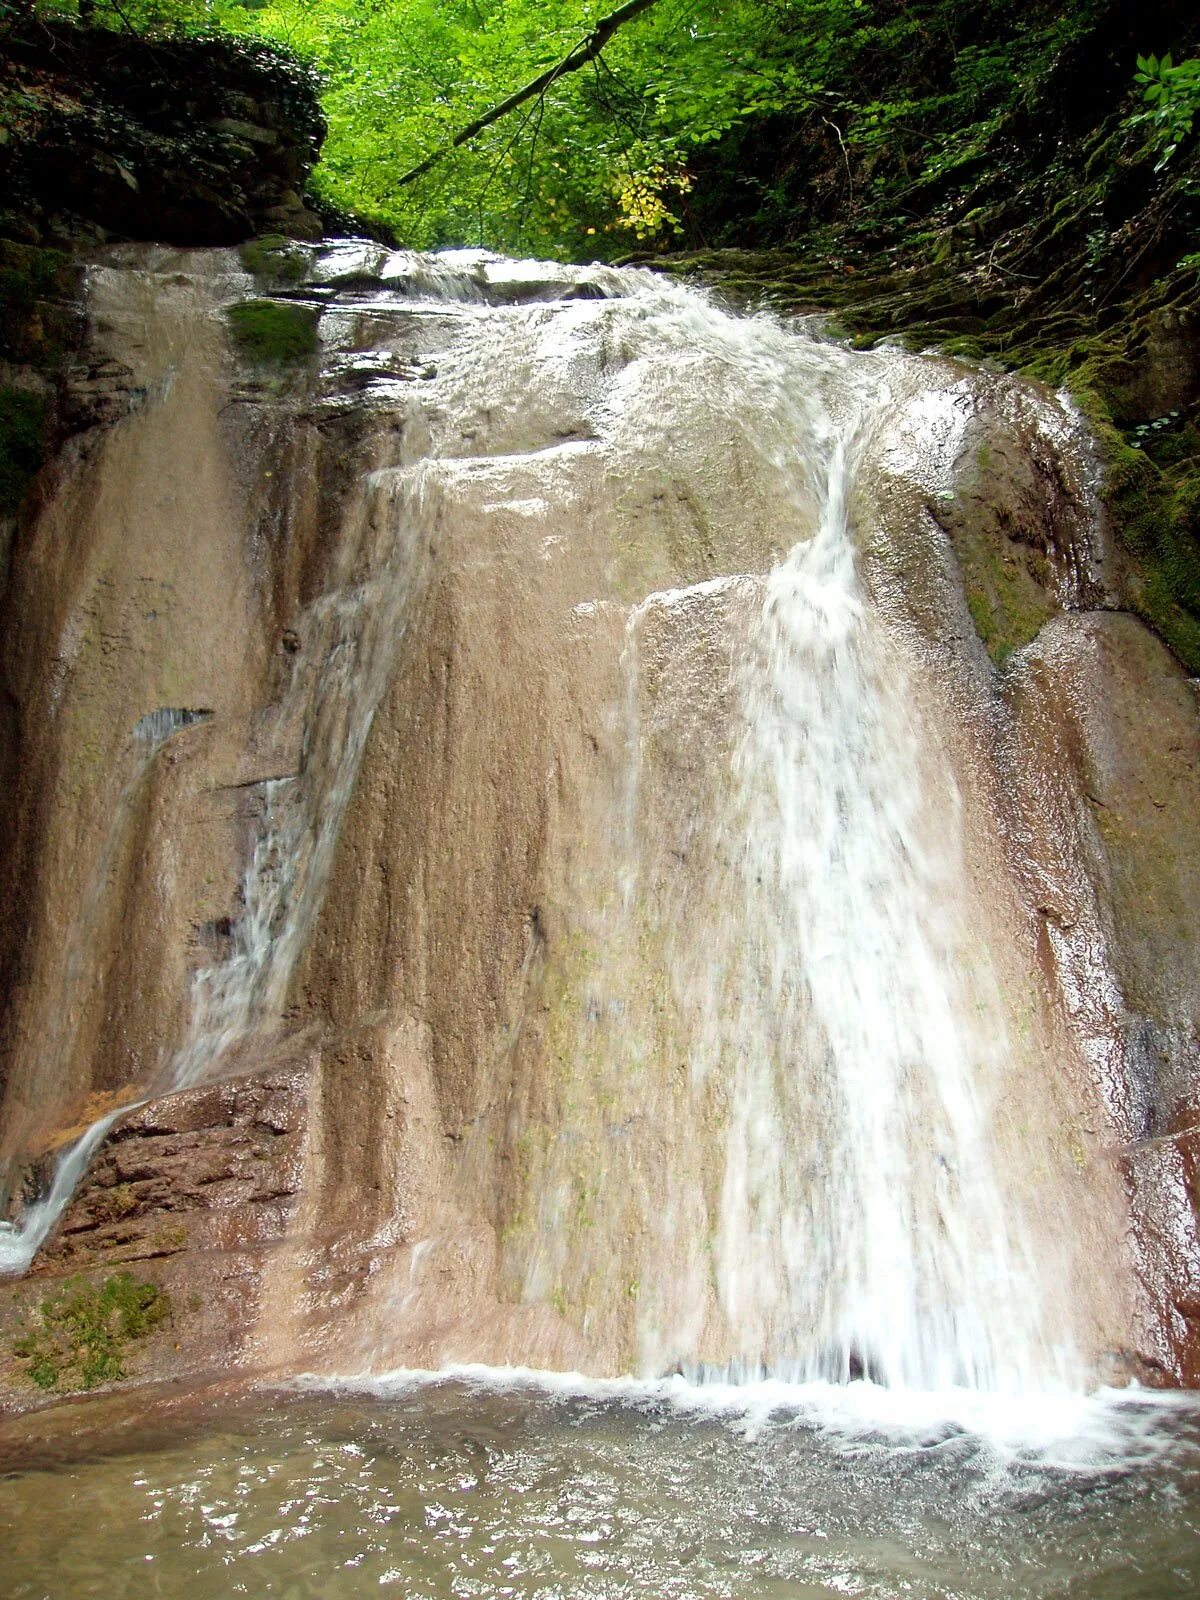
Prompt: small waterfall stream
<box><xmin>708</xmin><ymin>416</ymin><xmax>1049</xmax><ymax>1390</ymax></box>
<box><xmin>0</xmin><ymin>400</ymin><xmax>435</xmax><ymax>1275</ymax></box>
<box><xmin>0</xmin><ymin>243</ymin><xmax>1184</xmax><ymax>1408</ymax></box>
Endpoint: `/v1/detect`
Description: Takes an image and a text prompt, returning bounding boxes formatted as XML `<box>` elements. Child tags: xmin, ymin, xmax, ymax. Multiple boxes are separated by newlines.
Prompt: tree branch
<box><xmin>394</xmin><ymin>0</ymin><xmax>662</xmax><ymax>190</ymax></box>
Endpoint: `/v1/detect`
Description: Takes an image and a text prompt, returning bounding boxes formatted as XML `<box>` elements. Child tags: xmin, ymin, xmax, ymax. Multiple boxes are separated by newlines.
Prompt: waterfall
<box><xmin>0</xmin><ymin>463</ymin><xmax>435</xmax><ymax>1275</ymax></box>
<box><xmin>706</xmin><ymin>419</ymin><xmax>1052</xmax><ymax>1390</ymax></box>
<box><xmin>0</xmin><ymin>245</ymin><xmax>1152</xmax><ymax>1393</ymax></box>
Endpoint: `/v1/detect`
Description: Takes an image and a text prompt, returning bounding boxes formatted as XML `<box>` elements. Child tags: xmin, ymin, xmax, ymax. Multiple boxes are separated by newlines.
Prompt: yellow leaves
<box><xmin>611</xmin><ymin>161</ymin><xmax>692</xmax><ymax>239</ymax></box>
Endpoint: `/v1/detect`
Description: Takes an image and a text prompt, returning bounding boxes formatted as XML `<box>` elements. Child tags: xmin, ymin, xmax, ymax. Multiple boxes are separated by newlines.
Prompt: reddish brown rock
<box><xmin>0</xmin><ymin>1070</ymin><xmax>309</xmax><ymax>1411</ymax></box>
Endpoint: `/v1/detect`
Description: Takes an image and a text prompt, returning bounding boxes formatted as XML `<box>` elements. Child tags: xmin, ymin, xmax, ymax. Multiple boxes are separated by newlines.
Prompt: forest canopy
<box><xmin>23</xmin><ymin>0</ymin><xmax>1146</xmax><ymax>261</ymax></box>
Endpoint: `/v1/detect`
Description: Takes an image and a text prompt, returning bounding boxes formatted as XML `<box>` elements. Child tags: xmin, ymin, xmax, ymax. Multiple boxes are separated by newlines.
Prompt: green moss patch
<box><xmin>0</xmin><ymin>240</ymin><xmax>72</xmax><ymax>320</ymax></box>
<box><xmin>956</xmin><ymin>536</ymin><xmax>1054</xmax><ymax>668</ymax></box>
<box><xmin>1080</xmin><ymin>387</ymin><xmax>1200</xmax><ymax>673</ymax></box>
<box><xmin>239</xmin><ymin>233</ymin><xmax>309</xmax><ymax>285</ymax></box>
<box><xmin>0</xmin><ymin>386</ymin><xmax>50</xmax><ymax>514</ymax></box>
<box><xmin>225</xmin><ymin>298</ymin><xmax>319</xmax><ymax>365</ymax></box>
<box><xmin>0</xmin><ymin>240</ymin><xmax>78</xmax><ymax>370</ymax></box>
<box><xmin>12</xmin><ymin>1272</ymin><xmax>171</xmax><ymax>1392</ymax></box>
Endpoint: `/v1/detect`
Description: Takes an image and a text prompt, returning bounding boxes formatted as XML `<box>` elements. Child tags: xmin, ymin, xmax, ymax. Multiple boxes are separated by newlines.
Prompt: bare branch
<box><xmin>394</xmin><ymin>0</ymin><xmax>662</xmax><ymax>190</ymax></box>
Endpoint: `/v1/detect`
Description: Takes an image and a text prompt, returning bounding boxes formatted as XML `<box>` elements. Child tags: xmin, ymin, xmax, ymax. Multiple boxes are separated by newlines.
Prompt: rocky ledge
<box><xmin>0</xmin><ymin>18</ymin><xmax>326</xmax><ymax>249</ymax></box>
<box><xmin>0</xmin><ymin>1071</ymin><xmax>309</xmax><ymax>1411</ymax></box>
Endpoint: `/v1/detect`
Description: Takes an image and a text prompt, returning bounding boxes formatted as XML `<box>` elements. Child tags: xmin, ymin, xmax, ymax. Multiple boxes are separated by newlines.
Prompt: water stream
<box><xmin>703</xmin><ymin>415</ymin><xmax>1050</xmax><ymax>1391</ymax></box>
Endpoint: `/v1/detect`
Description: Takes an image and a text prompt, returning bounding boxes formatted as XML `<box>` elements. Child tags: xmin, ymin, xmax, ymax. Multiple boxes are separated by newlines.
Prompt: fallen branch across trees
<box><xmin>393</xmin><ymin>0</ymin><xmax>662</xmax><ymax>190</ymax></box>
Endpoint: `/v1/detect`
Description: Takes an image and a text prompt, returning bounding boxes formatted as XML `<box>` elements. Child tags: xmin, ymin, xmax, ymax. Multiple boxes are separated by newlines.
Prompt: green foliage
<box><xmin>1131</xmin><ymin>53</ymin><xmax>1200</xmax><ymax>167</ymax></box>
<box><xmin>22</xmin><ymin>0</ymin><xmax>1123</xmax><ymax>259</ymax></box>
<box><xmin>33</xmin><ymin>0</ymin><xmax>235</xmax><ymax>31</ymax></box>
<box><xmin>0</xmin><ymin>242</ymin><xmax>70</xmax><ymax>318</ymax></box>
<box><xmin>208</xmin><ymin>0</ymin><xmax>805</xmax><ymax>256</ymax></box>
<box><xmin>0</xmin><ymin>242</ymin><xmax>76</xmax><ymax>371</ymax></box>
<box><xmin>12</xmin><ymin>1273</ymin><xmax>171</xmax><ymax>1391</ymax></box>
<box><xmin>0</xmin><ymin>387</ymin><xmax>49</xmax><ymax>513</ymax></box>
<box><xmin>225</xmin><ymin>298</ymin><xmax>318</xmax><ymax>363</ymax></box>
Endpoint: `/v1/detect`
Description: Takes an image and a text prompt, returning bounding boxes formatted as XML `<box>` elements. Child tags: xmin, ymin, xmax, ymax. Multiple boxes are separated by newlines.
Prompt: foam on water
<box><xmin>295</xmin><ymin>1362</ymin><xmax>1198</xmax><ymax>1475</ymax></box>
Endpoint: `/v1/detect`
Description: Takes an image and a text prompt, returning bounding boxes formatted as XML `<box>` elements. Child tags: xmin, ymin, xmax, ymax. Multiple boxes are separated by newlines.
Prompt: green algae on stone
<box><xmin>0</xmin><ymin>386</ymin><xmax>49</xmax><ymax>514</ymax></box>
<box><xmin>239</xmin><ymin>233</ymin><xmax>309</xmax><ymax>285</ymax></box>
<box><xmin>0</xmin><ymin>241</ymin><xmax>80</xmax><ymax>371</ymax></box>
<box><xmin>959</xmin><ymin>535</ymin><xmax>1055</xmax><ymax>668</ymax></box>
<box><xmin>225</xmin><ymin>298</ymin><xmax>319</xmax><ymax>366</ymax></box>
<box><xmin>0</xmin><ymin>240</ymin><xmax>71</xmax><ymax>322</ymax></box>
<box><xmin>1079</xmin><ymin>385</ymin><xmax>1200</xmax><ymax>673</ymax></box>
<box><xmin>12</xmin><ymin>1272</ymin><xmax>171</xmax><ymax>1392</ymax></box>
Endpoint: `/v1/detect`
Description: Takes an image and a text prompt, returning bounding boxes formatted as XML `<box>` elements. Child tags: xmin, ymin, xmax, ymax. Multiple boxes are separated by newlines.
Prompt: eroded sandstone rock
<box><xmin>0</xmin><ymin>244</ymin><xmax>1197</xmax><ymax>1411</ymax></box>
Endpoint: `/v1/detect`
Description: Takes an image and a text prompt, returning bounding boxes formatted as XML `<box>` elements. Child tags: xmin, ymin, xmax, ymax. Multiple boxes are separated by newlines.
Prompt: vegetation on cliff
<box><xmin>16</xmin><ymin>2</ymin><xmax>1191</xmax><ymax>263</ymax></box>
<box><xmin>225</xmin><ymin>297</ymin><xmax>319</xmax><ymax>364</ymax></box>
<box><xmin>0</xmin><ymin>387</ymin><xmax>49</xmax><ymax>516</ymax></box>
<box><xmin>0</xmin><ymin>5</ymin><xmax>326</xmax><ymax>245</ymax></box>
<box><xmin>12</xmin><ymin>1271</ymin><xmax>170</xmax><ymax>1391</ymax></box>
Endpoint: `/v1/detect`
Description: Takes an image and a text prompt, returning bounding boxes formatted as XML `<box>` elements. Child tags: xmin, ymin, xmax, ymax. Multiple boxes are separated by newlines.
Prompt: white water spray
<box><xmin>705</xmin><ymin>407</ymin><xmax>1056</xmax><ymax>1390</ymax></box>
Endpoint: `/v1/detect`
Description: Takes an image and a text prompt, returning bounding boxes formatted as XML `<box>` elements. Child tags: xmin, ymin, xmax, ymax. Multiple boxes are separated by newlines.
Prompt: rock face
<box><xmin>0</xmin><ymin>1071</ymin><xmax>308</xmax><ymax>1404</ymax></box>
<box><xmin>38</xmin><ymin>1073</ymin><xmax>309</xmax><ymax>1275</ymax></box>
<box><xmin>0</xmin><ymin>21</ymin><xmax>326</xmax><ymax>248</ymax></box>
<box><xmin>0</xmin><ymin>243</ymin><xmax>1197</xmax><ymax>1408</ymax></box>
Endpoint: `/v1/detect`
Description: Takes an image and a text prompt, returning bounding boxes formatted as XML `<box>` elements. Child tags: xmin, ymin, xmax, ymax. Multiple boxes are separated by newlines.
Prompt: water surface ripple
<box><xmin>2</xmin><ymin>1375</ymin><xmax>1199</xmax><ymax>1599</ymax></box>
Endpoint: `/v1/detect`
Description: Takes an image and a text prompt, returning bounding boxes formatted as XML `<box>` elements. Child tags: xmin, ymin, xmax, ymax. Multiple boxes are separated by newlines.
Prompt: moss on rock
<box><xmin>239</xmin><ymin>233</ymin><xmax>309</xmax><ymax>284</ymax></box>
<box><xmin>0</xmin><ymin>387</ymin><xmax>50</xmax><ymax>514</ymax></box>
<box><xmin>225</xmin><ymin>298</ymin><xmax>319</xmax><ymax>365</ymax></box>
<box><xmin>1</xmin><ymin>18</ymin><xmax>326</xmax><ymax>247</ymax></box>
<box><xmin>0</xmin><ymin>240</ymin><xmax>79</xmax><ymax>370</ymax></box>
<box><xmin>960</xmin><ymin>540</ymin><xmax>1055</xmax><ymax>668</ymax></box>
<box><xmin>12</xmin><ymin>1272</ymin><xmax>170</xmax><ymax>1392</ymax></box>
<box><xmin>1079</xmin><ymin>385</ymin><xmax>1200</xmax><ymax>672</ymax></box>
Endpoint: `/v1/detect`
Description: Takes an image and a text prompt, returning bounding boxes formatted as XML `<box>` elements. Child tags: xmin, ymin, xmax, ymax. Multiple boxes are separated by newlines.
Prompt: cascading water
<box><xmin>0</xmin><ymin>258</ymin><xmax>436</xmax><ymax>1272</ymax></box>
<box><xmin>0</xmin><ymin>241</ymin><xmax>1181</xmax><ymax>1413</ymax></box>
<box><xmin>0</xmin><ymin>708</ymin><xmax>207</xmax><ymax>1272</ymax></box>
<box><xmin>705</xmin><ymin>412</ymin><xmax>1052</xmax><ymax>1391</ymax></box>
<box><xmin>430</xmin><ymin>274</ymin><xmax>1130</xmax><ymax>1394</ymax></box>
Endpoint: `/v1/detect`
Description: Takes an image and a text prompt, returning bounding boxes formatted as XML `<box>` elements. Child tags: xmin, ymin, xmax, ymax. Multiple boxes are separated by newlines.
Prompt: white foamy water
<box><xmin>704</xmin><ymin>407</ymin><xmax>1052</xmax><ymax>1390</ymax></box>
<box><xmin>298</xmin><ymin>1361</ymin><xmax>1197</xmax><ymax>1474</ymax></box>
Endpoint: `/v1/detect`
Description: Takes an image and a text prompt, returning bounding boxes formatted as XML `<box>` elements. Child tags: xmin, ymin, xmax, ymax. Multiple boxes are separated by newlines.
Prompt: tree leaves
<box><xmin>1132</xmin><ymin>51</ymin><xmax>1200</xmax><ymax>170</ymax></box>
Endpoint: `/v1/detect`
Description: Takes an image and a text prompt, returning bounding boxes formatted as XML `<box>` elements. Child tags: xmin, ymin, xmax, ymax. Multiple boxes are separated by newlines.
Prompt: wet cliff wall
<box><xmin>0</xmin><ymin>12</ymin><xmax>330</xmax><ymax>583</ymax></box>
<box><xmin>0</xmin><ymin>243</ymin><xmax>1195</xmax><ymax>1412</ymax></box>
<box><xmin>0</xmin><ymin>7</ymin><xmax>1196</xmax><ymax>1414</ymax></box>
<box><xmin>633</xmin><ymin>0</ymin><xmax>1200</xmax><ymax>680</ymax></box>
<box><xmin>0</xmin><ymin>17</ymin><xmax>326</xmax><ymax>249</ymax></box>
<box><xmin>0</xmin><ymin>19</ymin><xmax>331</xmax><ymax>1110</ymax></box>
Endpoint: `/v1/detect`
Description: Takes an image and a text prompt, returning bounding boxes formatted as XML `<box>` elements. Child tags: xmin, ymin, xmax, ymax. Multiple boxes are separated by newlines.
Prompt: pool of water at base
<box><xmin>2</xmin><ymin>1373</ymin><xmax>1200</xmax><ymax>1600</ymax></box>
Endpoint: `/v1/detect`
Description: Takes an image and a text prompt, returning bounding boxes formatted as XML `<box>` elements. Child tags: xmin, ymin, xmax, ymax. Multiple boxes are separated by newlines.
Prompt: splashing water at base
<box><xmin>2</xmin><ymin>1372</ymin><xmax>1198</xmax><ymax>1599</ymax></box>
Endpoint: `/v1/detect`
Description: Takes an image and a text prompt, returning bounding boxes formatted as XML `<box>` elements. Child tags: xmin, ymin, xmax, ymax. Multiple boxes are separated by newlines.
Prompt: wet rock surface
<box><xmin>36</xmin><ymin>1071</ymin><xmax>308</xmax><ymax>1273</ymax></box>
<box><xmin>0</xmin><ymin>1070</ymin><xmax>309</xmax><ymax>1409</ymax></box>
<box><xmin>0</xmin><ymin>243</ymin><xmax>1197</xmax><ymax>1412</ymax></box>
